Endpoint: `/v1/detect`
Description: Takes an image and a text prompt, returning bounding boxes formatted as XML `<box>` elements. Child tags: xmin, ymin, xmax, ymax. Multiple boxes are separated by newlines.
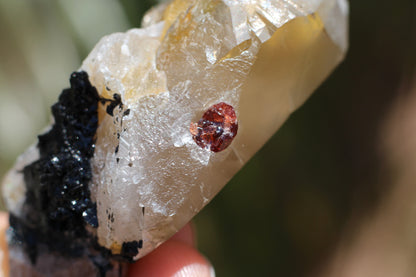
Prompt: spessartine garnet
<box><xmin>190</xmin><ymin>102</ymin><xmax>238</xmax><ymax>152</ymax></box>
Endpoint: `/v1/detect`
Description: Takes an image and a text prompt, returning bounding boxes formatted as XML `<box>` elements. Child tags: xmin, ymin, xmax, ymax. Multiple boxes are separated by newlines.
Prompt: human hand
<box><xmin>0</xmin><ymin>213</ymin><xmax>215</xmax><ymax>277</ymax></box>
<box><xmin>127</xmin><ymin>222</ymin><xmax>215</xmax><ymax>277</ymax></box>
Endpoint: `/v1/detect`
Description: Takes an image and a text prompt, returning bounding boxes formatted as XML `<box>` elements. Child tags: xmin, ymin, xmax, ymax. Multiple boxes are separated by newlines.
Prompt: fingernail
<box><xmin>172</xmin><ymin>263</ymin><xmax>215</xmax><ymax>277</ymax></box>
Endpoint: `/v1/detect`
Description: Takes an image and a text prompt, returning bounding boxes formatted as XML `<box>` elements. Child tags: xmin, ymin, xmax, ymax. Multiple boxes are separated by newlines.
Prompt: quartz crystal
<box><xmin>2</xmin><ymin>0</ymin><xmax>348</xmax><ymax>275</ymax></box>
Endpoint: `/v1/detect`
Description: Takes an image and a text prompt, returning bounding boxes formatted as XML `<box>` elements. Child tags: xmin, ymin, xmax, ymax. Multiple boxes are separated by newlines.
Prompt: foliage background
<box><xmin>0</xmin><ymin>0</ymin><xmax>415</xmax><ymax>276</ymax></box>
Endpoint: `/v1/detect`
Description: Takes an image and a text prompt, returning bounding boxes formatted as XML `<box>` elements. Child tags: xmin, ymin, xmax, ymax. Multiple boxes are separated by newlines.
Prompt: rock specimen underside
<box><xmin>1</xmin><ymin>0</ymin><xmax>348</xmax><ymax>276</ymax></box>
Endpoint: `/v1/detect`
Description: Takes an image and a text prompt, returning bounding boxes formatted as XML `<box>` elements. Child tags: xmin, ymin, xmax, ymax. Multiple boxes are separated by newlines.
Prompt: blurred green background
<box><xmin>0</xmin><ymin>0</ymin><xmax>415</xmax><ymax>276</ymax></box>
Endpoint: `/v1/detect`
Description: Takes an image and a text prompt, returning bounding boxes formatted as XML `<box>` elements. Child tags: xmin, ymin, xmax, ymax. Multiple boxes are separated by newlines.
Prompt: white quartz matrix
<box><xmin>4</xmin><ymin>0</ymin><xmax>349</xmax><ymax>260</ymax></box>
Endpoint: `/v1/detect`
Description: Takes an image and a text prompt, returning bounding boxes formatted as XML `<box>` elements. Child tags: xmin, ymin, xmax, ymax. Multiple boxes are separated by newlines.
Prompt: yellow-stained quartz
<box><xmin>236</xmin><ymin>14</ymin><xmax>344</xmax><ymax>161</ymax></box>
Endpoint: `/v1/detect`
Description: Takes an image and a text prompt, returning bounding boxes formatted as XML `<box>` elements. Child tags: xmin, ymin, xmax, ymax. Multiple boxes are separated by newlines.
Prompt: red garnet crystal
<box><xmin>190</xmin><ymin>102</ymin><xmax>238</xmax><ymax>152</ymax></box>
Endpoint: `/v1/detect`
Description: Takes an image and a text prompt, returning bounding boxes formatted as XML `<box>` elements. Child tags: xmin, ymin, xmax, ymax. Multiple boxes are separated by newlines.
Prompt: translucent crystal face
<box><xmin>3</xmin><ymin>0</ymin><xmax>349</xmax><ymax>262</ymax></box>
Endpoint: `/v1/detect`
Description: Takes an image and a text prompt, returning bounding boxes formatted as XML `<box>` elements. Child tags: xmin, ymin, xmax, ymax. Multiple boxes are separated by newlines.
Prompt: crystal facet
<box><xmin>2</xmin><ymin>0</ymin><xmax>349</xmax><ymax>275</ymax></box>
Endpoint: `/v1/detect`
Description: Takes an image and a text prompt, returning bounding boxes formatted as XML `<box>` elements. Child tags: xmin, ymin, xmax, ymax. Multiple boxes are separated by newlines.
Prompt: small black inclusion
<box><xmin>123</xmin><ymin>109</ymin><xmax>130</xmax><ymax>116</ymax></box>
<box><xmin>120</xmin><ymin>241</ymin><xmax>141</xmax><ymax>262</ymax></box>
<box><xmin>10</xmin><ymin>71</ymin><xmax>100</xmax><ymax>263</ymax></box>
<box><xmin>106</xmin><ymin>93</ymin><xmax>123</xmax><ymax>116</ymax></box>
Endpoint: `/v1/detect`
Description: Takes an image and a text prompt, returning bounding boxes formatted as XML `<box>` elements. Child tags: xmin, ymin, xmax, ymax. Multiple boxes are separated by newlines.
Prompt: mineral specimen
<box><xmin>2</xmin><ymin>0</ymin><xmax>349</xmax><ymax>276</ymax></box>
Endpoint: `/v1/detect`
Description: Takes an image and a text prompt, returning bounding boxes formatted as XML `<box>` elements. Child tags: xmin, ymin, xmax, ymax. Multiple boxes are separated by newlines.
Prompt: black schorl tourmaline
<box><xmin>8</xmin><ymin>71</ymin><xmax>141</xmax><ymax>276</ymax></box>
<box><xmin>9</xmin><ymin>71</ymin><xmax>101</xmax><ymax>264</ymax></box>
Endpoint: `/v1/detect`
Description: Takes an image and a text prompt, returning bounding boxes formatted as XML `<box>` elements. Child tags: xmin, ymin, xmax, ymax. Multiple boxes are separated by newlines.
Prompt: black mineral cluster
<box><xmin>9</xmin><ymin>71</ymin><xmax>104</xmax><ymax>267</ymax></box>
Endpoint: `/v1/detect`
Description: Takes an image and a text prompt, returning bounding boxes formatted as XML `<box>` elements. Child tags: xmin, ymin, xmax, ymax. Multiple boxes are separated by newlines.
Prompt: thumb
<box><xmin>128</xmin><ymin>224</ymin><xmax>215</xmax><ymax>277</ymax></box>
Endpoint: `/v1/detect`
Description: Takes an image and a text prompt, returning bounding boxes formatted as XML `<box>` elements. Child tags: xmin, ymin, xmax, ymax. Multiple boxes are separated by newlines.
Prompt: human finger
<box><xmin>128</xmin><ymin>224</ymin><xmax>214</xmax><ymax>277</ymax></box>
